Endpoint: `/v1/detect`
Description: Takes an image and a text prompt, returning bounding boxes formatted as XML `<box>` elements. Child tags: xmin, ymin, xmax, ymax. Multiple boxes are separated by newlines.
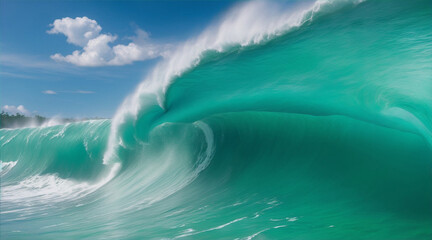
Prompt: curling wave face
<box><xmin>1</xmin><ymin>0</ymin><xmax>432</xmax><ymax>239</ymax></box>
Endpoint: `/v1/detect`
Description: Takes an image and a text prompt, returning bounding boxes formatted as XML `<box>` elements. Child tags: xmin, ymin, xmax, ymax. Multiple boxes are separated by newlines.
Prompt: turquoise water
<box><xmin>1</xmin><ymin>0</ymin><xmax>432</xmax><ymax>239</ymax></box>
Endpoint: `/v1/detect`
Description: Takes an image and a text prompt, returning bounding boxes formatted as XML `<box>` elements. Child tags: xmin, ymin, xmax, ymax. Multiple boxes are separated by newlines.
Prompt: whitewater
<box><xmin>1</xmin><ymin>0</ymin><xmax>432</xmax><ymax>239</ymax></box>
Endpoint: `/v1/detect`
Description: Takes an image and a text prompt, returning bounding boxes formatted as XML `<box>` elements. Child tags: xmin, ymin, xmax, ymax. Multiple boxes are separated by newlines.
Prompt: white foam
<box><xmin>1</xmin><ymin>161</ymin><xmax>18</xmax><ymax>176</ymax></box>
<box><xmin>50</xmin><ymin>123</ymin><xmax>69</xmax><ymax>139</ymax></box>
<box><xmin>39</xmin><ymin>116</ymin><xmax>65</xmax><ymax>128</ymax></box>
<box><xmin>1</xmin><ymin>133</ymin><xmax>18</xmax><ymax>147</ymax></box>
<box><xmin>1</xmin><ymin>174</ymin><xmax>91</xmax><ymax>203</ymax></box>
<box><xmin>175</xmin><ymin>217</ymin><xmax>247</xmax><ymax>238</ymax></box>
<box><xmin>1</xmin><ymin>162</ymin><xmax>120</xmax><ymax>205</ymax></box>
<box><xmin>210</xmin><ymin>217</ymin><xmax>247</xmax><ymax>231</ymax></box>
<box><xmin>244</xmin><ymin>228</ymin><xmax>270</xmax><ymax>240</ymax></box>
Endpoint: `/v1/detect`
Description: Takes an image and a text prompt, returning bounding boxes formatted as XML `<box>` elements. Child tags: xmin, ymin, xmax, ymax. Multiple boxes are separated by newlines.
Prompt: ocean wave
<box><xmin>1</xmin><ymin>0</ymin><xmax>432</xmax><ymax>238</ymax></box>
<box><xmin>104</xmin><ymin>0</ymin><xmax>367</xmax><ymax>164</ymax></box>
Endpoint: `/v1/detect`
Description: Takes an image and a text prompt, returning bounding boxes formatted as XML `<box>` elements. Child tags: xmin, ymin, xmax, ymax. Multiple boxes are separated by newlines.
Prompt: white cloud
<box><xmin>42</xmin><ymin>90</ymin><xmax>94</xmax><ymax>94</ymax></box>
<box><xmin>43</xmin><ymin>90</ymin><xmax>57</xmax><ymax>94</ymax></box>
<box><xmin>48</xmin><ymin>17</ymin><xmax>169</xmax><ymax>66</ymax></box>
<box><xmin>2</xmin><ymin>105</ymin><xmax>30</xmax><ymax>115</ymax></box>
<box><xmin>51</xmin><ymin>34</ymin><xmax>117</xmax><ymax>66</ymax></box>
<box><xmin>75</xmin><ymin>90</ymin><xmax>94</xmax><ymax>94</ymax></box>
<box><xmin>47</xmin><ymin>17</ymin><xmax>102</xmax><ymax>47</ymax></box>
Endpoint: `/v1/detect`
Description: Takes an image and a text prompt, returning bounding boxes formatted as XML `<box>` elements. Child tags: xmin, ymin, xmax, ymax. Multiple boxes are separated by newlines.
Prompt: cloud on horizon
<box><xmin>2</xmin><ymin>105</ymin><xmax>30</xmax><ymax>115</ymax></box>
<box><xmin>74</xmin><ymin>90</ymin><xmax>94</xmax><ymax>94</ymax></box>
<box><xmin>43</xmin><ymin>90</ymin><xmax>95</xmax><ymax>94</ymax></box>
<box><xmin>43</xmin><ymin>90</ymin><xmax>57</xmax><ymax>94</ymax></box>
<box><xmin>48</xmin><ymin>17</ymin><xmax>170</xmax><ymax>67</ymax></box>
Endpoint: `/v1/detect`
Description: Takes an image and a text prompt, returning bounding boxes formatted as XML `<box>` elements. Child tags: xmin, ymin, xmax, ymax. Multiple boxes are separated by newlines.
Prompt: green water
<box><xmin>1</xmin><ymin>0</ymin><xmax>432</xmax><ymax>239</ymax></box>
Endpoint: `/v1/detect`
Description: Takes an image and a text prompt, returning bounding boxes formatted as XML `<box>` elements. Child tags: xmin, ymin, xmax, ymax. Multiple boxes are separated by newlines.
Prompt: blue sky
<box><xmin>0</xmin><ymin>0</ymin><xmax>235</xmax><ymax>118</ymax></box>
